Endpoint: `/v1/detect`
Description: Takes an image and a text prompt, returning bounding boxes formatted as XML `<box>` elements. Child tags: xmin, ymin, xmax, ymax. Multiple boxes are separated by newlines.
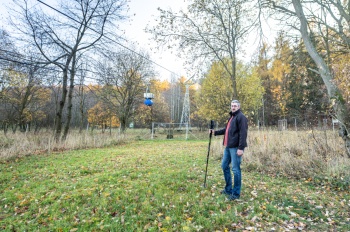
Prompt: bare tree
<box><xmin>147</xmin><ymin>0</ymin><xmax>259</xmax><ymax>98</ymax></box>
<box><xmin>0</xmin><ymin>61</ymin><xmax>51</xmax><ymax>133</ymax></box>
<box><xmin>10</xmin><ymin>0</ymin><xmax>128</xmax><ymax>141</ymax></box>
<box><xmin>261</xmin><ymin>0</ymin><xmax>350</xmax><ymax>156</ymax></box>
<box><xmin>77</xmin><ymin>64</ymin><xmax>87</xmax><ymax>133</ymax></box>
<box><xmin>0</xmin><ymin>30</ymin><xmax>49</xmax><ymax>133</ymax></box>
<box><xmin>96</xmin><ymin>48</ymin><xmax>155</xmax><ymax>132</ymax></box>
<box><xmin>0</xmin><ymin>29</ymin><xmax>16</xmax><ymax>100</ymax></box>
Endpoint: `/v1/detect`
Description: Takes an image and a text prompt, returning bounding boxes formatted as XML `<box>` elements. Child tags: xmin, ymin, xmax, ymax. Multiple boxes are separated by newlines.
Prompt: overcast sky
<box><xmin>0</xmin><ymin>0</ymin><xmax>279</xmax><ymax>82</ymax></box>
<box><xmin>121</xmin><ymin>0</ymin><xmax>188</xmax><ymax>80</ymax></box>
<box><xmin>0</xmin><ymin>0</ymin><xmax>188</xmax><ymax>81</ymax></box>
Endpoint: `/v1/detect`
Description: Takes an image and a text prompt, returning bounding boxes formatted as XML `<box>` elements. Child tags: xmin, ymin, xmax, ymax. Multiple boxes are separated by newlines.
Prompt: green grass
<box><xmin>0</xmin><ymin>140</ymin><xmax>349</xmax><ymax>231</ymax></box>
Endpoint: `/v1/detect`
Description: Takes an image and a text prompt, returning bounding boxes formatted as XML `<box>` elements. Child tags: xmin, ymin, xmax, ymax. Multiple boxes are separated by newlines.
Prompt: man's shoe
<box><xmin>220</xmin><ymin>190</ymin><xmax>231</xmax><ymax>195</ymax></box>
<box><xmin>227</xmin><ymin>194</ymin><xmax>240</xmax><ymax>201</ymax></box>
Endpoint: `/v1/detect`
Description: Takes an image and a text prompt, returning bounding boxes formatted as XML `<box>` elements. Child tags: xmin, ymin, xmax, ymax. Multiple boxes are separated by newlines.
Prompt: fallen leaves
<box><xmin>0</xmin><ymin>140</ymin><xmax>349</xmax><ymax>231</ymax></box>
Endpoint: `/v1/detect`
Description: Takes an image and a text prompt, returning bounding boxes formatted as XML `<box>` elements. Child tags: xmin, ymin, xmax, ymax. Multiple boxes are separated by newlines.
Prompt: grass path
<box><xmin>0</xmin><ymin>140</ymin><xmax>349</xmax><ymax>231</ymax></box>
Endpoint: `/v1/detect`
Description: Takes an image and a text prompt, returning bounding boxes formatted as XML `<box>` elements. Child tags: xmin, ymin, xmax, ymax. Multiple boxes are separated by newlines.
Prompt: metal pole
<box><xmin>151</xmin><ymin>122</ymin><xmax>154</xmax><ymax>139</ymax></box>
<box><xmin>204</xmin><ymin>120</ymin><xmax>214</xmax><ymax>188</ymax></box>
<box><xmin>262</xmin><ymin>98</ymin><xmax>265</xmax><ymax>127</ymax></box>
<box><xmin>186</xmin><ymin>123</ymin><xmax>189</xmax><ymax>140</ymax></box>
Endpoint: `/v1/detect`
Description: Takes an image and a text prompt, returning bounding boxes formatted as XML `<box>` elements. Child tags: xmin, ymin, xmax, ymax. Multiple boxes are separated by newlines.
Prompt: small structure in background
<box><xmin>179</xmin><ymin>83</ymin><xmax>190</xmax><ymax>129</ymax></box>
<box><xmin>278</xmin><ymin>119</ymin><xmax>287</xmax><ymax>131</ymax></box>
<box><xmin>151</xmin><ymin>122</ymin><xmax>189</xmax><ymax>140</ymax></box>
<box><xmin>322</xmin><ymin>118</ymin><xmax>328</xmax><ymax>130</ymax></box>
<box><xmin>179</xmin><ymin>75</ymin><xmax>195</xmax><ymax>131</ymax></box>
<box><xmin>332</xmin><ymin>118</ymin><xmax>339</xmax><ymax>131</ymax></box>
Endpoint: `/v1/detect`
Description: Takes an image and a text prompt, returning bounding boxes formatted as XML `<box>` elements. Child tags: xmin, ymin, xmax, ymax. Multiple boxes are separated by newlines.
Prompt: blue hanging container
<box><xmin>144</xmin><ymin>98</ymin><xmax>153</xmax><ymax>106</ymax></box>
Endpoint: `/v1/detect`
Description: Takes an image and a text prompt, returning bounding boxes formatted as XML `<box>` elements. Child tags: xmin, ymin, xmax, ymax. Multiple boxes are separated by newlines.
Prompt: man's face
<box><xmin>231</xmin><ymin>102</ymin><xmax>240</xmax><ymax>113</ymax></box>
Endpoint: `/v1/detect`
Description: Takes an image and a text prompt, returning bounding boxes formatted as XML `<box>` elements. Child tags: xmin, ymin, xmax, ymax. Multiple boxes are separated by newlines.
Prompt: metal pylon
<box><xmin>180</xmin><ymin>84</ymin><xmax>190</xmax><ymax>129</ymax></box>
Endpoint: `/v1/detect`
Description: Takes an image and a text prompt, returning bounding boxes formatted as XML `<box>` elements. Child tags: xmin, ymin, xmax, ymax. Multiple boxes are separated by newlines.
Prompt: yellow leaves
<box><xmin>250</xmin><ymin>190</ymin><xmax>258</xmax><ymax>198</ymax></box>
<box><xmin>143</xmin><ymin>223</ymin><xmax>151</xmax><ymax>230</ymax></box>
<box><xmin>153</xmin><ymin>79</ymin><xmax>170</xmax><ymax>92</ymax></box>
<box><xmin>103</xmin><ymin>192</ymin><xmax>110</xmax><ymax>197</ymax></box>
<box><xmin>16</xmin><ymin>194</ymin><xmax>24</xmax><ymax>200</ymax></box>
<box><xmin>196</xmin><ymin>59</ymin><xmax>264</xmax><ymax>123</ymax></box>
<box><xmin>332</xmin><ymin>53</ymin><xmax>350</xmax><ymax>101</ymax></box>
<box><xmin>87</xmin><ymin>102</ymin><xmax>120</xmax><ymax>128</ymax></box>
<box><xmin>5</xmin><ymin>69</ymin><xmax>28</xmax><ymax>88</ymax></box>
<box><xmin>19</xmin><ymin>199</ymin><xmax>30</xmax><ymax>206</ymax></box>
<box><xmin>2</xmin><ymin>81</ymin><xmax>51</xmax><ymax>125</ymax></box>
<box><xmin>195</xmin><ymin>59</ymin><xmax>232</xmax><ymax>123</ymax></box>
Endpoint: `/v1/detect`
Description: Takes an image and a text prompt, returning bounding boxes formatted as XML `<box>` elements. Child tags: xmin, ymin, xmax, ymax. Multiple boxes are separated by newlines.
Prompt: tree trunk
<box><xmin>79</xmin><ymin>85</ymin><xmax>84</xmax><ymax>133</ymax></box>
<box><xmin>120</xmin><ymin>116</ymin><xmax>127</xmax><ymax>133</ymax></box>
<box><xmin>292</xmin><ymin>0</ymin><xmax>350</xmax><ymax>157</ymax></box>
<box><xmin>12</xmin><ymin>124</ymin><xmax>17</xmax><ymax>133</ymax></box>
<box><xmin>231</xmin><ymin>39</ymin><xmax>237</xmax><ymax>99</ymax></box>
<box><xmin>78</xmin><ymin>65</ymin><xmax>85</xmax><ymax>134</ymax></box>
<box><xmin>62</xmin><ymin>55</ymin><xmax>76</xmax><ymax>141</ymax></box>
<box><xmin>54</xmin><ymin>67</ymin><xmax>68</xmax><ymax>142</ymax></box>
<box><xmin>4</xmin><ymin>122</ymin><xmax>8</xmax><ymax>136</ymax></box>
<box><xmin>18</xmin><ymin>69</ymin><xmax>35</xmax><ymax>132</ymax></box>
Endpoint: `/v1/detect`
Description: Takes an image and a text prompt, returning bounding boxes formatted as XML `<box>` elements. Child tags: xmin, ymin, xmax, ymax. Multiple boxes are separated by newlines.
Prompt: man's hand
<box><xmin>237</xmin><ymin>149</ymin><xmax>244</xmax><ymax>156</ymax></box>
<box><xmin>209</xmin><ymin>129</ymin><xmax>214</xmax><ymax>134</ymax></box>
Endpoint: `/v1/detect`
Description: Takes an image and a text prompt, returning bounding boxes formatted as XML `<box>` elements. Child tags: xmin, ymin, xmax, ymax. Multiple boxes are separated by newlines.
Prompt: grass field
<box><xmin>1</xmin><ymin>139</ymin><xmax>349</xmax><ymax>231</ymax></box>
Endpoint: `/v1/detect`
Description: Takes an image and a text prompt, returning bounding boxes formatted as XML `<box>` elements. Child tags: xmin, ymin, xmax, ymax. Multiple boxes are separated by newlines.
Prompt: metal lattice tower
<box><xmin>180</xmin><ymin>84</ymin><xmax>190</xmax><ymax>128</ymax></box>
<box><xmin>170</xmin><ymin>75</ymin><xmax>176</xmax><ymax>122</ymax></box>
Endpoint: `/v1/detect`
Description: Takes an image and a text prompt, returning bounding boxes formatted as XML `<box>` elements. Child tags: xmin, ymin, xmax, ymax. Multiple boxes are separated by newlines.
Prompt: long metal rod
<box><xmin>203</xmin><ymin>120</ymin><xmax>214</xmax><ymax>188</ymax></box>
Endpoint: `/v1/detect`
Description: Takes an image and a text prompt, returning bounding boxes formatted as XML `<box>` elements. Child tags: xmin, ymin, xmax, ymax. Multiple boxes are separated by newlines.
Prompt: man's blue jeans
<box><xmin>221</xmin><ymin>147</ymin><xmax>242</xmax><ymax>196</ymax></box>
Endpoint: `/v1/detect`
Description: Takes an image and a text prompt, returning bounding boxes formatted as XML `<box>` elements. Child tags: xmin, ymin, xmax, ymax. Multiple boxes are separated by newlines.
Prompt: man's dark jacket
<box><xmin>214</xmin><ymin>109</ymin><xmax>248</xmax><ymax>150</ymax></box>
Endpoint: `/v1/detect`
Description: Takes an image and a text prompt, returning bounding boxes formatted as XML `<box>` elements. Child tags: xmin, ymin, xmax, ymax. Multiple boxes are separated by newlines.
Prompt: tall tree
<box><xmin>96</xmin><ymin>48</ymin><xmax>155</xmax><ymax>132</ymax></box>
<box><xmin>195</xmin><ymin>59</ymin><xmax>264</xmax><ymax>125</ymax></box>
<box><xmin>87</xmin><ymin>101</ymin><xmax>119</xmax><ymax>132</ymax></box>
<box><xmin>262</xmin><ymin>0</ymin><xmax>350</xmax><ymax>156</ymax></box>
<box><xmin>270</xmin><ymin>31</ymin><xmax>293</xmax><ymax>118</ymax></box>
<box><xmin>148</xmin><ymin>0</ymin><xmax>259</xmax><ymax>98</ymax></box>
<box><xmin>11</xmin><ymin>0</ymin><xmax>128</xmax><ymax>141</ymax></box>
<box><xmin>256</xmin><ymin>42</ymin><xmax>273</xmax><ymax>126</ymax></box>
<box><xmin>1</xmin><ymin>67</ymin><xmax>50</xmax><ymax>132</ymax></box>
<box><xmin>0</xmin><ymin>29</ymin><xmax>16</xmax><ymax>102</ymax></box>
<box><xmin>332</xmin><ymin>53</ymin><xmax>350</xmax><ymax>105</ymax></box>
<box><xmin>287</xmin><ymin>39</ymin><xmax>328</xmax><ymax>126</ymax></box>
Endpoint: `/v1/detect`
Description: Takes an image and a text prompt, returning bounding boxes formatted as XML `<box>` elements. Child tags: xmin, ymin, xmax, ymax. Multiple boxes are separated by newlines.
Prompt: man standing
<box><xmin>210</xmin><ymin>100</ymin><xmax>248</xmax><ymax>200</ymax></box>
